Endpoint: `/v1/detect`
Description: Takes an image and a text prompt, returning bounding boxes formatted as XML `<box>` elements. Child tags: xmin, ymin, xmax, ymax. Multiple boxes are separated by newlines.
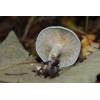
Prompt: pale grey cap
<box><xmin>36</xmin><ymin>26</ymin><xmax>81</xmax><ymax>68</ymax></box>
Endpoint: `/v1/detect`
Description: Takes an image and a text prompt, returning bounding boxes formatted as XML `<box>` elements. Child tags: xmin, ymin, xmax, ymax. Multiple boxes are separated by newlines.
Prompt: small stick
<box><xmin>85</xmin><ymin>16</ymin><xmax>89</xmax><ymax>34</ymax></box>
<box><xmin>5</xmin><ymin>73</ymin><xmax>28</xmax><ymax>76</ymax></box>
<box><xmin>21</xmin><ymin>17</ymin><xmax>36</xmax><ymax>41</ymax></box>
<box><xmin>0</xmin><ymin>80</ymin><xmax>9</xmax><ymax>83</ymax></box>
<box><xmin>85</xmin><ymin>16</ymin><xmax>91</xmax><ymax>45</ymax></box>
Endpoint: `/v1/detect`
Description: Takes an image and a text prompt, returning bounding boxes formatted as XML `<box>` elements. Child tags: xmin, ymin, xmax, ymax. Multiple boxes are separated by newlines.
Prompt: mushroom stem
<box><xmin>43</xmin><ymin>59</ymin><xmax>60</xmax><ymax>78</ymax></box>
<box><xmin>42</xmin><ymin>44</ymin><xmax>61</xmax><ymax>77</ymax></box>
<box><xmin>48</xmin><ymin>44</ymin><xmax>62</xmax><ymax>62</ymax></box>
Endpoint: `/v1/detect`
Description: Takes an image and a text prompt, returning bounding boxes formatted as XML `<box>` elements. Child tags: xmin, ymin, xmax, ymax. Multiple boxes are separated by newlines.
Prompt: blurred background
<box><xmin>0</xmin><ymin>16</ymin><xmax>100</xmax><ymax>56</ymax></box>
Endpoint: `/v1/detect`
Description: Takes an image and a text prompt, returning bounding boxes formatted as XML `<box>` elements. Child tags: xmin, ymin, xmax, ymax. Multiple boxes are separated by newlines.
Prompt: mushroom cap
<box><xmin>36</xmin><ymin>26</ymin><xmax>81</xmax><ymax>68</ymax></box>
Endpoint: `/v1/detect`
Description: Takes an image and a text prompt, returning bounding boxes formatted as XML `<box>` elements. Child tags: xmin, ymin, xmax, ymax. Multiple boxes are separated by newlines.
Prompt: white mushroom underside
<box><xmin>36</xmin><ymin>26</ymin><xmax>81</xmax><ymax>68</ymax></box>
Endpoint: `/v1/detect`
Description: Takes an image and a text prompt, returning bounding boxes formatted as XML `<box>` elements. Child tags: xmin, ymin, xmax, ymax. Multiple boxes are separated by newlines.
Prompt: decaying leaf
<box><xmin>81</xmin><ymin>32</ymin><xmax>99</xmax><ymax>58</ymax></box>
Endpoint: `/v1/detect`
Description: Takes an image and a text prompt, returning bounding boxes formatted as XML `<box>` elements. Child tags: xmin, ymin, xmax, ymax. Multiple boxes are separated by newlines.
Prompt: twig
<box><xmin>0</xmin><ymin>80</ymin><xmax>9</xmax><ymax>83</ymax></box>
<box><xmin>85</xmin><ymin>16</ymin><xmax>89</xmax><ymax>33</ymax></box>
<box><xmin>21</xmin><ymin>16</ymin><xmax>36</xmax><ymax>41</ymax></box>
<box><xmin>5</xmin><ymin>73</ymin><xmax>28</xmax><ymax>76</ymax></box>
<box><xmin>85</xmin><ymin>16</ymin><xmax>91</xmax><ymax>45</ymax></box>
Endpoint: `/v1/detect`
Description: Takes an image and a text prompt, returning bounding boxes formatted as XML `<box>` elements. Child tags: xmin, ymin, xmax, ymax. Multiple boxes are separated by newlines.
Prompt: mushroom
<box><xmin>35</xmin><ymin>26</ymin><xmax>81</xmax><ymax>77</ymax></box>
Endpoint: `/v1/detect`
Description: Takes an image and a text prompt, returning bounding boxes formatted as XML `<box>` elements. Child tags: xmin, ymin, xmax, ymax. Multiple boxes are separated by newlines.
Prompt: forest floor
<box><xmin>0</xmin><ymin>31</ymin><xmax>100</xmax><ymax>83</ymax></box>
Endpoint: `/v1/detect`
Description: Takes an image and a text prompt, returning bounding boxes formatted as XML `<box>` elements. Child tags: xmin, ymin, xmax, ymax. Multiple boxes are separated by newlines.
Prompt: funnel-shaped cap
<box><xmin>36</xmin><ymin>26</ymin><xmax>81</xmax><ymax>68</ymax></box>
